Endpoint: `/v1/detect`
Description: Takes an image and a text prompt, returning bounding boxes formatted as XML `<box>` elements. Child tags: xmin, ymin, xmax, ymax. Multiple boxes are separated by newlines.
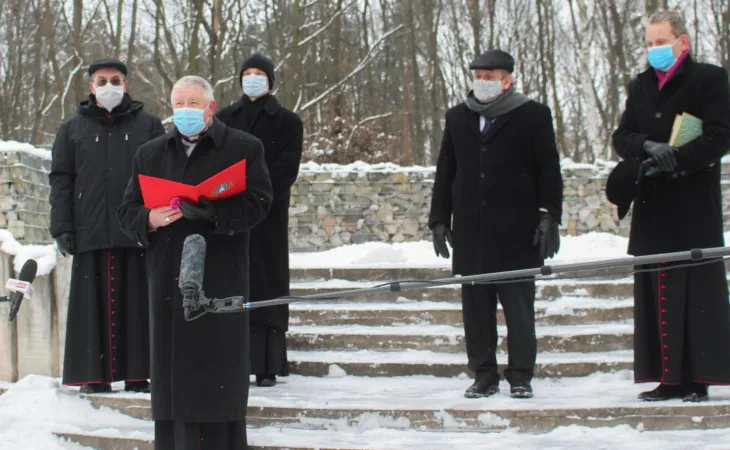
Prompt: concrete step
<box><xmin>290</xmin><ymin>298</ymin><xmax>633</xmax><ymax>327</ymax></box>
<box><xmin>287</xmin><ymin>350</ymin><xmax>633</xmax><ymax>378</ymax></box>
<box><xmin>79</xmin><ymin>373</ymin><xmax>730</xmax><ymax>433</ymax></box>
<box><xmin>289</xmin><ymin>279</ymin><xmax>635</xmax><ymax>302</ymax></box>
<box><xmin>287</xmin><ymin>323</ymin><xmax>634</xmax><ymax>354</ymax></box>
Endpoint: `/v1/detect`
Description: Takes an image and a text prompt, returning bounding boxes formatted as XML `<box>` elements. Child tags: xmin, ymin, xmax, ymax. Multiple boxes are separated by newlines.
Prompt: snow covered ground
<box><xmin>2</xmin><ymin>373</ymin><xmax>730</xmax><ymax>450</ymax></box>
<box><xmin>289</xmin><ymin>232</ymin><xmax>631</xmax><ymax>269</ymax></box>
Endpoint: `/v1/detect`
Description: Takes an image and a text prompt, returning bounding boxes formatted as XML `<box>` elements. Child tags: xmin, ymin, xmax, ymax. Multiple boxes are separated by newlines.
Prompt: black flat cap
<box><xmin>606</xmin><ymin>160</ymin><xmax>639</xmax><ymax>220</ymax></box>
<box><xmin>239</xmin><ymin>53</ymin><xmax>275</xmax><ymax>90</ymax></box>
<box><xmin>88</xmin><ymin>58</ymin><xmax>128</xmax><ymax>77</ymax></box>
<box><xmin>469</xmin><ymin>49</ymin><xmax>515</xmax><ymax>73</ymax></box>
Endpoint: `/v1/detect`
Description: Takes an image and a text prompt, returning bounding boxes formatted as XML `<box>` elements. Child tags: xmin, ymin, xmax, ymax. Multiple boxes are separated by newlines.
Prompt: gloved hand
<box><xmin>643</xmin><ymin>140</ymin><xmax>678</xmax><ymax>173</ymax></box>
<box><xmin>432</xmin><ymin>223</ymin><xmax>453</xmax><ymax>259</ymax></box>
<box><xmin>56</xmin><ymin>232</ymin><xmax>76</xmax><ymax>257</ymax></box>
<box><xmin>533</xmin><ymin>211</ymin><xmax>560</xmax><ymax>260</ymax></box>
<box><xmin>179</xmin><ymin>196</ymin><xmax>217</xmax><ymax>222</ymax></box>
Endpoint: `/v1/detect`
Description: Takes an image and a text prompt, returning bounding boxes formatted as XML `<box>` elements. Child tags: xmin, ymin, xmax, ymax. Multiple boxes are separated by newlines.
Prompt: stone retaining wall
<box><xmin>2</xmin><ymin>145</ymin><xmax>730</xmax><ymax>252</ymax></box>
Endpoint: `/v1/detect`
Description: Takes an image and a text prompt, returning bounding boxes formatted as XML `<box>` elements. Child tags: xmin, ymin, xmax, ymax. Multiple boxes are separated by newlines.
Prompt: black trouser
<box><xmin>461</xmin><ymin>281</ymin><xmax>536</xmax><ymax>385</ymax></box>
<box><xmin>154</xmin><ymin>420</ymin><xmax>247</xmax><ymax>450</ymax></box>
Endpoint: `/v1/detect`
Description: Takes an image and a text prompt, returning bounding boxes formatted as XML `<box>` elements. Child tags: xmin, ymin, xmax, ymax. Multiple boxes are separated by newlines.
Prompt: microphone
<box><xmin>179</xmin><ymin>234</ymin><xmax>206</xmax><ymax>321</ymax></box>
<box><xmin>8</xmin><ymin>259</ymin><xmax>38</xmax><ymax>322</ymax></box>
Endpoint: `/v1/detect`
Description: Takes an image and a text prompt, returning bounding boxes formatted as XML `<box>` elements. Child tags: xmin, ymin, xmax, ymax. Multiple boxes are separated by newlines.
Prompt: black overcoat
<box><xmin>217</xmin><ymin>95</ymin><xmax>303</xmax><ymax>331</ymax></box>
<box><xmin>50</xmin><ymin>94</ymin><xmax>165</xmax><ymax>252</ymax></box>
<box><xmin>612</xmin><ymin>56</ymin><xmax>730</xmax><ymax>385</ymax></box>
<box><xmin>429</xmin><ymin>100</ymin><xmax>563</xmax><ymax>275</ymax></box>
<box><xmin>117</xmin><ymin>118</ymin><xmax>273</xmax><ymax>421</ymax></box>
<box><xmin>612</xmin><ymin>56</ymin><xmax>730</xmax><ymax>256</ymax></box>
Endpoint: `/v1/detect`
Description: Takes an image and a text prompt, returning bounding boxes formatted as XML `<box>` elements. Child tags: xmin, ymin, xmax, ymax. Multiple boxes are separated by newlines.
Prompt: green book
<box><xmin>669</xmin><ymin>112</ymin><xmax>703</xmax><ymax>147</ymax></box>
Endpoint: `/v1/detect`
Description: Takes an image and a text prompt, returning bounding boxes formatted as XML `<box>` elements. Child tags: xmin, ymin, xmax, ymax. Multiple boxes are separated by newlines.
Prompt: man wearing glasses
<box><xmin>49</xmin><ymin>58</ymin><xmax>165</xmax><ymax>394</ymax></box>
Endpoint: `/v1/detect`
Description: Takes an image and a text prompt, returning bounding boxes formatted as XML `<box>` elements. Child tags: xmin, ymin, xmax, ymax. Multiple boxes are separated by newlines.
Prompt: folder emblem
<box><xmin>212</xmin><ymin>181</ymin><xmax>233</xmax><ymax>197</ymax></box>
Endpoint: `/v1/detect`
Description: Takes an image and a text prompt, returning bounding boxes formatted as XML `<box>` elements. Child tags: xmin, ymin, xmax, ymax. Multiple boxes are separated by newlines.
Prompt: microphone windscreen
<box><xmin>179</xmin><ymin>234</ymin><xmax>206</xmax><ymax>291</ymax></box>
<box><xmin>18</xmin><ymin>259</ymin><xmax>38</xmax><ymax>283</ymax></box>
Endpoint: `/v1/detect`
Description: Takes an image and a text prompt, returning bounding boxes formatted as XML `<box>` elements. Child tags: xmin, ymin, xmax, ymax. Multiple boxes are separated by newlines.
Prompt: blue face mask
<box><xmin>173</xmin><ymin>107</ymin><xmax>207</xmax><ymax>136</ymax></box>
<box><xmin>242</xmin><ymin>75</ymin><xmax>268</xmax><ymax>97</ymax></box>
<box><xmin>648</xmin><ymin>40</ymin><xmax>678</xmax><ymax>71</ymax></box>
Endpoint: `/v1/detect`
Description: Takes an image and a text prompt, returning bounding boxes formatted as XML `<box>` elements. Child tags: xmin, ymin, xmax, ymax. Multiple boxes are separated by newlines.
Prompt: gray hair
<box><xmin>171</xmin><ymin>76</ymin><xmax>215</xmax><ymax>103</ymax></box>
<box><xmin>648</xmin><ymin>10</ymin><xmax>689</xmax><ymax>38</ymax></box>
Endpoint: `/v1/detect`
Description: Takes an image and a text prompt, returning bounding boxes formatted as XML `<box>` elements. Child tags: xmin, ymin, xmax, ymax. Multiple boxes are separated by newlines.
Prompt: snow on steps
<box><xmin>289</xmin><ymin>278</ymin><xmax>637</xmax><ymax>302</ymax></box>
<box><xmin>289</xmin><ymin>297</ymin><xmax>634</xmax><ymax>326</ymax></box>
<box><xmin>287</xmin><ymin>350</ymin><xmax>633</xmax><ymax>378</ymax></box>
<box><xmin>287</xmin><ymin>322</ymin><xmax>634</xmax><ymax>354</ymax></box>
<box><xmin>55</xmin><ymin>425</ymin><xmax>730</xmax><ymax>450</ymax></box>
<box><xmin>74</xmin><ymin>372</ymin><xmax>730</xmax><ymax>434</ymax></box>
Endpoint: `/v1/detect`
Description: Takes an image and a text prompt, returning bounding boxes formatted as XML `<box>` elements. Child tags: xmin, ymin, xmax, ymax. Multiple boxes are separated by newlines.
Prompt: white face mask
<box><xmin>95</xmin><ymin>84</ymin><xmax>125</xmax><ymax>111</ymax></box>
<box><xmin>473</xmin><ymin>79</ymin><xmax>504</xmax><ymax>102</ymax></box>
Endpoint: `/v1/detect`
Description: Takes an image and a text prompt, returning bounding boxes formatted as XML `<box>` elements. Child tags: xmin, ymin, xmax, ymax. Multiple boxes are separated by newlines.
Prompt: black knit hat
<box><xmin>88</xmin><ymin>58</ymin><xmax>128</xmax><ymax>77</ymax></box>
<box><xmin>239</xmin><ymin>53</ymin><xmax>275</xmax><ymax>90</ymax></box>
<box><xmin>469</xmin><ymin>50</ymin><xmax>515</xmax><ymax>73</ymax></box>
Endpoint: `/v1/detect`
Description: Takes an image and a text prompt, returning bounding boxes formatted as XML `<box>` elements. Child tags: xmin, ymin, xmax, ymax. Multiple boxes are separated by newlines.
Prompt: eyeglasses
<box><xmin>95</xmin><ymin>78</ymin><xmax>124</xmax><ymax>87</ymax></box>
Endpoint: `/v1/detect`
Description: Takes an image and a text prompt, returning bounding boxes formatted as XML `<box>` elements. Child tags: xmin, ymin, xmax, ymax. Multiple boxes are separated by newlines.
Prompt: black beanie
<box><xmin>88</xmin><ymin>58</ymin><xmax>128</xmax><ymax>77</ymax></box>
<box><xmin>239</xmin><ymin>54</ymin><xmax>275</xmax><ymax>90</ymax></box>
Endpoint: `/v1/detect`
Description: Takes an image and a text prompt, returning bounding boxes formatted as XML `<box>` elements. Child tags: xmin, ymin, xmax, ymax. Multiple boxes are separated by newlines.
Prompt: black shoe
<box><xmin>79</xmin><ymin>383</ymin><xmax>112</xmax><ymax>394</ymax></box>
<box><xmin>124</xmin><ymin>380</ymin><xmax>150</xmax><ymax>393</ymax></box>
<box><xmin>256</xmin><ymin>375</ymin><xmax>277</xmax><ymax>387</ymax></box>
<box><xmin>638</xmin><ymin>384</ymin><xmax>683</xmax><ymax>402</ymax></box>
<box><xmin>682</xmin><ymin>383</ymin><xmax>709</xmax><ymax>403</ymax></box>
<box><xmin>510</xmin><ymin>383</ymin><xmax>533</xmax><ymax>399</ymax></box>
<box><xmin>464</xmin><ymin>379</ymin><xmax>499</xmax><ymax>398</ymax></box>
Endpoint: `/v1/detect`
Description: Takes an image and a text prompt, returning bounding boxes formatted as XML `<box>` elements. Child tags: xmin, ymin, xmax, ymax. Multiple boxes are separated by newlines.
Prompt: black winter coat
<box><xmin>49</xmin><ymin>94</ymin><xmax>165</xmax><ymax>252</ymax></box>
<box><xmin>612</xmin><ymin>56</ymin><xmax>730</xmax><ymax>256</ymax></box>
<box><xmin>117</xmin><ymin>118</ymin><xmax>273</xmax><ymax>422</ymax></box>
<box><xmin>217</xmin><ymin>94</ymin><xmax>303</xmax><ymax>331</ymax></box>
<box><xmin>429</xmin><ymin>100</ymin><xmax>563</xmax><ymax>275</ymax></box>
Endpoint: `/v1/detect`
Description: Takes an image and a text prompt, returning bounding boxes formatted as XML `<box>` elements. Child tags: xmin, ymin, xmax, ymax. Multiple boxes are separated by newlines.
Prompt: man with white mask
<box><xmin>218</xmin><ymin>54</ymin><xmax>303</xmax><ymax>387</ymax></box>
<box><xmin>429</xmin><ymin>49</ymin><xmax>563</xmax><ymax>399</ymax></box>
<box><xmin>50</xmin><ymin>58</ymin><xmax>164</xmax><ymax>394</ymax></box>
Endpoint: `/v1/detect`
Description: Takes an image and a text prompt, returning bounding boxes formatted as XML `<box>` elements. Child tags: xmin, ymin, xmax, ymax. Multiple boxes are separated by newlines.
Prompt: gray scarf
<box><xmin>464</xmin><ymin>85</ymin><xmax>531</xmax><ymax>119</ymax></box>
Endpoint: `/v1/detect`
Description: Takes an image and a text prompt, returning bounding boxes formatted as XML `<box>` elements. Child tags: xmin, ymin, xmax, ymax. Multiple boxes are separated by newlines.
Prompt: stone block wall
<box><xmin>2</xmin><ymin>144</ymin><xmax>730</xmax><ymax>252</ymax></box>
<box><xmin>0</xmin><ymin>149</ymin><xmax>52</xmax><ymax>245</ymax></box>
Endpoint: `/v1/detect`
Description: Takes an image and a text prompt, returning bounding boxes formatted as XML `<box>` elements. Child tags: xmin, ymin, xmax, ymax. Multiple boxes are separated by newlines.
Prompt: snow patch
<box><xmin>327</xmin><ymin>364</ymin><xmax>348</xmax><ymax>378</ymax></box>
<box><xmin>0</xmin><ymin>140</ymin><xmax>52</xmax><ymax>160</ymax></box>
<box><xmin>0</xmin><ymin>230</ymin><xmax>57</xmax><ymax>276</ymax></box>
<box><xmin>478</xmin><ymin>412</ymin><xmax>511</xmax><ymax>428</ymax></box>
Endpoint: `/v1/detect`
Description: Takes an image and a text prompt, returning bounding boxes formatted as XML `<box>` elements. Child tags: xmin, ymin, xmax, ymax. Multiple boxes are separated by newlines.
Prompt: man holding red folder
<box><xmin>118</xmin><ymin>75</ymin><xmax>273</xmax><ymax>450</ymax></box>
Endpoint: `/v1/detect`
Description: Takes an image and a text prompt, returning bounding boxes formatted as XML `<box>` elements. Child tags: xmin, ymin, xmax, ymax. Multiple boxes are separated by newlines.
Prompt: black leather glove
<box><xmin>432</xmin><ymin>223</ymin><xmax>453</xmax><ymax>259</ymax></box>
<box><xmin>179</xmin><ymin>196</ymin><xmax>217</xmax><ymax>222</ymax></box>
<box><xmin>533</xmin><ymin>211</ymin><xmax>560</xmax><ymax>260</ymax></box>
<box><xmin>56</xmin><ymin>232</ymin><xmax>75</xmax><ymax>256</ymax></box>
<box><xmin>643</xmin><ymin>140</ymin><xmax>678</xmax><ymax>173</ymax></box>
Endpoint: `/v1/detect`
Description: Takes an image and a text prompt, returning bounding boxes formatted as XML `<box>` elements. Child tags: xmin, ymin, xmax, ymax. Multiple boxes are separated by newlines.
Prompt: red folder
<box><xmin>139</xmin><ymin>159</ymin><xmax>247</xmax><ymax>208</ymax></box>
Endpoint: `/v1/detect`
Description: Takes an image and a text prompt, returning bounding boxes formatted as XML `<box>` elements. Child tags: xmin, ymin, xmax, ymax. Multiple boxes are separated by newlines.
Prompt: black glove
<box><xmin>432</xmin><ymin>223</ymin><xmax>453</xmax><ymax>259</ymax></box>
<box><xmin>179</xmin><ymin>196</ymin><xmax>217</xmax><ymax>222</ymax></box>
<box><xmin>643</xmin><ymin>140</ymin><xmax>678</xmax><ymax>173</ymax></box>
<box><xmin>56</xmin><ymin>232</ymin><xmax>75</xmax><ymax>256</ymax></box>
<box><xmin>533</xmin><ymin>211</ymin><xmax>560</xmax><ymax>260</ymax></box>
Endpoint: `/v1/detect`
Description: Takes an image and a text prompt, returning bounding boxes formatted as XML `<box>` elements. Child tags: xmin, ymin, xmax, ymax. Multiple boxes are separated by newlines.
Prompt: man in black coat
<box><xmin>118</xmin><ymin>75</ymin><xmax>273</xmax><ymax>450</ymax></box>
<box><xmin>612</xmin><ymin>10</ymin><xmax>730</xmax><ymax>402</ymax></box>
<box><xmin>217</xmin><ymin>53</ymin><xmax>304</xmax><ymax>387</ymax></box>
<box><xmin>429</xmin><ymin>50</ymin><xmax>563</xmax><ymax>399</ymax></box>
<box><xmin>49</xmin><ymin>58</ymin><xmax>165</xmax><ymax>394</ymax></box>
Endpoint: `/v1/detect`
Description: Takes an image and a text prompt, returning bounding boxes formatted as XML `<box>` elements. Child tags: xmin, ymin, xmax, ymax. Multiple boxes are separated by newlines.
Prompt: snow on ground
<box><xmin>0</xmin><ymin>375</ymin><xmax>151</xmax><ymax>450</ymax></box>
<box><xmin>290</xmin><ymin>232</ymin><xmax>632</xmax><ymax>269</ymax></box>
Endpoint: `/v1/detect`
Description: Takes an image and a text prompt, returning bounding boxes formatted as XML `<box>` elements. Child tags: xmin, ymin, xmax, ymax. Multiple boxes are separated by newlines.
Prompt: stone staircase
<box><xmin>47</xmin><ymin>267</ymin><xmax>730</xmax><ymax>448</ymax></box>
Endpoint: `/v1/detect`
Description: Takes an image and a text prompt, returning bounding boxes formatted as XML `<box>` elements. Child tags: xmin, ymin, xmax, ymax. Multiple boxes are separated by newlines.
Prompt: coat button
<box><xmin>481</xmin><ymin>201</ymin><xmax>486</xmax><ymax>207</ymax></box>
<box><xmin>481</xmin><ymin>146</ymin><xmax>487</xmax><ymax>152</ymax></box>
<box><xmin>480</xmin><ymin>172</ymin><xmax>485</xmax><ymax>178</ymax></box>
<box><xmin>228</xmin><ymin>230</ymin><xmax>235</xmax><ymax>236</ymax></box>
<box><xmin>655</xmin><ymin>112</ymin><xmax>662</xmax><ymax>118</ymax></box>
